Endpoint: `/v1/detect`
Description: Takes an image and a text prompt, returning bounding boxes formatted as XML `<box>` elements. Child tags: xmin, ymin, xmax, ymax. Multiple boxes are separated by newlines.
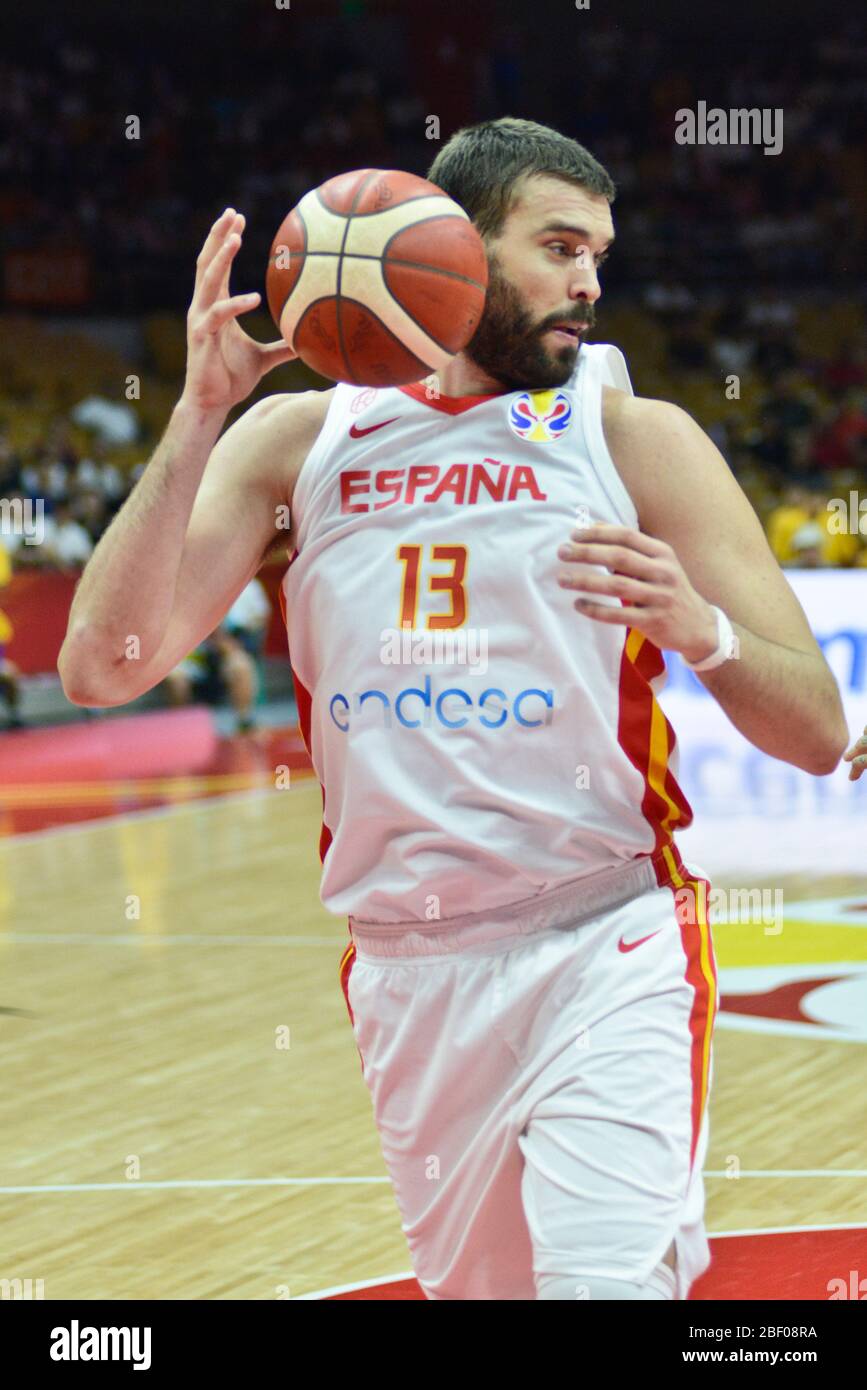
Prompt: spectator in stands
<box><xmin>39</xmin><ymin>500</ymin><xmax>94</xmax><ymax>570</ymax></box>
<box><xmin>0</xmin><ymin>540</ymin><xmax>23</xmax><ymax>729</ymax></box>
<box><xmin>642</xmin><ymin>275</ymin><xmax>697</xmax><ymax>323</ymax></box>
<box><xmin>21</xmin><ymin>451</ymin><xmax>69</xmax><ymax>504</ymax></box>
<box><xmin>746</xmin><ymin>415</ymin><xmax>793</xmax><ymax>484</ymax></box>
<box><xmin>752</xmin><ymin>324</ymin><xmax>799</xmax><ymax>379</ymax></box>
<box><xmin>74</xmin><ymin>438</ymin><xmax>126</xmax><ymax>503</ymax></box>
<box><xmin>162</xmin><ymin>634</ymin><xmax>259</xmax><ymax>736</ymax></box>
<box><xmin>745</xmin><ymin>288</ymin><xmax>797</xmax><ymax>332</ymax></box>
<box><xmin>44</xmin><ymin>419</ymin><xmax>79</xmax><ymax>472</ymax></box>
<box><xmin>71</xmin><ymin>378</ymin><xmax>140</xmax><ymax>446</ymax></box>
<box><xmin>823</xmin><ymin>334</ymin><xmax>867</xmax><ymax>396</ymax></box>
<box><xmin>666</xmin><ymin>311</ymin><xmax>710</xmax><ymax>372</ymax></box>
<box><xmin>161</xmin><ymin>580</ymin><xmax>271</xmax><ymax>734</ymax></box>
<box><xmin>784</xmin><ymin>521</ymin><xmax>826</xmax><ymax>568</ymax></box>
<box><xmin>785</xmin><ymin>429</ymin><xmax>825</xmax><ymax>489</ymax></box>
<box><xmin>709</xmin><ymin>306</ymin><xmax>755</xmax><ymax>378</ymax></box>
<box><xmin>221</xmin><ymin>577</ymin><xmax>271</xmax><ymax>665</ymax></box>
<box><xmin>73</xmin><ymin>489</ymin><xmax>111</xmax><ymax>545</ymax></box>
<box><xmin>759</xmin><ymin>369</ymin><xmax>818</xmax><ymax>434</ymax></box>
<box><xmin>767</xmin><ymin>484</ymin><xmax>813</xmax><ymax>564</ymax></box>
<box><xmin>0</xmin><ymin>427</ymin><xmax>22</xmax><ymax>493</ymax></box>
<box><xmin>767</xmin><ymin>483</ymin><xmax>861</xmax><ymax>567</ymax></box>
<box><xmin>811</xmin><ymin>390</ymin><xmax>867</xmax><ymax>472</ymax></box>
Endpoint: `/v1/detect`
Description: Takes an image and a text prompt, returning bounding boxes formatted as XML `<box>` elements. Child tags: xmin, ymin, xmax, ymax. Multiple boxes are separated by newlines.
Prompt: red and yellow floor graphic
<box><xmin>313</xmin><ymin>1227</ymin><xmax>867</xmax><ymax>1299</ymax></box>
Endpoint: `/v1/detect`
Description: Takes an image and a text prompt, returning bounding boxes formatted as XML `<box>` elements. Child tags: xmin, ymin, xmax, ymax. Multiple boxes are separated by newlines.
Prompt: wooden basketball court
<box><xmin>2</xmin><ymin>745</ymin><xmax>866</xmax><ymax>1299</ymax></box>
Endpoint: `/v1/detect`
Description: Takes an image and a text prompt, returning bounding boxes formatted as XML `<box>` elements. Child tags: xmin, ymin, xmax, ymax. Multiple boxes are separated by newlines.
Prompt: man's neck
<box><xmin>422</xmin><ymin>355</ymin><xmax>506</xmax><ymax>399</ymax></box>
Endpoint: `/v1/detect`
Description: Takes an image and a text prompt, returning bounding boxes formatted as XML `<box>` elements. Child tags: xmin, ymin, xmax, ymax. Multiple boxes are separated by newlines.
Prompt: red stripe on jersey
<box><xmin>669</xmin><ymin>872</ymin><xmax>718</xmax><ymax>1168</ymax></box>
<box><xmin>398</xmin><ymin>381</ymin><xmax>506</xmax><ymax>414</ymax></box>
<box><xmin>278</xmin><ymin>569</ymin><xmax>334</xmax><ymax>866</ymax></box>
<box><xmin>618</xmin><ymin>628</ymin><xmax>694</xmax><ymax>863</ymax></box>
<box><xmin>338</xmin><ymin>939</ymin><xmax>364</xmax><ymax>1075</ymax></box>
<box><xmin>289</xmin><ymin>663</ymin><xmax>333</xmax><ymax>866</ymax></box>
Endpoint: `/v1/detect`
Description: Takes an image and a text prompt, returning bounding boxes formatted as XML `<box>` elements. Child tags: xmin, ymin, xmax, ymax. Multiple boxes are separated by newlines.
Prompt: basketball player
<box><xmin>58</xmin><ymin>118</ymin><xmax>851</xmax><ymax>1300</ymax></box>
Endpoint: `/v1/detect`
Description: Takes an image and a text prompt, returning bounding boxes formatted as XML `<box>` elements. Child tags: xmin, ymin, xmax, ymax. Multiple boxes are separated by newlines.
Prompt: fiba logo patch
<box><xmin>508</xmin><ymin>390</ymin><xmax>573</xmax><ymax>443</ymax></box>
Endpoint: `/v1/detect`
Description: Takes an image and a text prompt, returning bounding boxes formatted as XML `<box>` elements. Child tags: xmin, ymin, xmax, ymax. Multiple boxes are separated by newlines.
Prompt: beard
<box><xmin>465</xmin><ymin>251</ymin><xmax>596</xmax><ymax>391</ymax></box>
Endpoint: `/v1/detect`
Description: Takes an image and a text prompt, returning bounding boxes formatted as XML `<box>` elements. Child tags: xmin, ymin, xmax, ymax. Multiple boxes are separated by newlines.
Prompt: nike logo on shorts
<box><xmin>617</xmin><ymin>929</ymin><xmax>662</xmax><ymax>953</ymax></box>
<box><xmin>349</xmin><ymin>418</ymin><xmax>400</xmax><ymax>438</ymax></box>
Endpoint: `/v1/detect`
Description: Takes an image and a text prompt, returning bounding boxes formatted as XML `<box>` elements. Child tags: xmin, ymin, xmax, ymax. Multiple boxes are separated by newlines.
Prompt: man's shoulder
<box><xmin>247</xmin><ymin>386</ymin><xmax>337</xmax><ymax>432</ymax></box>
<box><xmin>236</xmin><ymin>387</ymin><xmax>337</xmax><ymax>490</ymax></box>
<box><xmin>601</xmin><ymin>385</ymin><xmax>691</xmax><ymax>443</ymax></box>
<box><xmin>600</xmin><ymin>388</ymin><xmax>712</xmax><ymax>527</ymax></box>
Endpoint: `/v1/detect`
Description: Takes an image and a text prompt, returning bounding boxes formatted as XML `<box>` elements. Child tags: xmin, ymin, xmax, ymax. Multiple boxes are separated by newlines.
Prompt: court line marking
<box><xmin>704</xmin><ymin>1168</ymin><xmax>867</xmax><ymax>1178</ymax></box>
<box><xmin>715</xmin><ymin>1016</ymin><xmax>867</xmax><ymax>1045</ymax></box>
<box><xmin>2</xmin><ymin>1172</ymin><xmax>866</xmax><ymax>1195</ymax></box>
<box><xmin>2</xmin><ymin>934</ymin><xmax>341</xmax><ymax>946</ymax></box>
<box><xmin>0</xmin><ymin>778</ymin><xmax>319</xmax><ymax>847</ymax></box>
<box><xmin>709</xmin><ymin>1220</ymin><xmax>867</xmax><ymax>1237</ymax></box>
<box><xmin>0</xmin><ymin>1178</ymin><xmax>393</xmax><ymax>1193</ymax></box>
<box><xmin>0</xmin><ymin>773</ymin><xmax>285</xmax><ymax>801</ymax></box>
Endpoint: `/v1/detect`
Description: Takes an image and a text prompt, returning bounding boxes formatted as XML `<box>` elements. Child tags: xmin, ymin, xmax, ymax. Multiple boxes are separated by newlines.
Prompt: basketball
<box><xmin>265</xmin><ymin>168</ymin><xmax>488</xmax><ymax>386</ymax></box>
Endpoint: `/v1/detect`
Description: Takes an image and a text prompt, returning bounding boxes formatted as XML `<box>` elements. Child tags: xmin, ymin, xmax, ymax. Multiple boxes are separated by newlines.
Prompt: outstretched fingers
<box><xmin>195</xmin><ymin>231</ymin><xmax>243</xmax><ymax>309</ymax></box>
<box><xmin>195</xmin><ymin>209</ymin><xmax>239</xmax><ymax>288</ymax></box>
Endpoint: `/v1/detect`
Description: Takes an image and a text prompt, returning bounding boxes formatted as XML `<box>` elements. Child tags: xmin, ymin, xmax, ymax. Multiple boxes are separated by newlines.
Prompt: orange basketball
<box><xmin>265</xmin><ymin>168</ymin><xmax>488</xmax><ymax>387</ymax></box>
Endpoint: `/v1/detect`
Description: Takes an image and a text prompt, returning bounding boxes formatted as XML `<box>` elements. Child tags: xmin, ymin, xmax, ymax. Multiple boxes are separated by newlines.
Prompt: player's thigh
<box><xmin>346</xmin><ymin>951</ymin><xmax>518</xmax><ymax>1184</ymax></box>
<box><xmin>346</xmin><ymin>951</ymin><xmax>536</xmax><ymax>1298</ymax></box>
<box><xmin>519</xmin><ymin>963</ymin><xmax>705</xmax><ymax>1282</ymax></box>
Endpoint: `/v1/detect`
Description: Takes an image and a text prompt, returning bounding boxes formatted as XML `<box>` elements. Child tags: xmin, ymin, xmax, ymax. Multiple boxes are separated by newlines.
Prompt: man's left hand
<box><xmin>557</xmin><ymin>523</ymin><xmax>719</xmax><ymax>663</ymax></box>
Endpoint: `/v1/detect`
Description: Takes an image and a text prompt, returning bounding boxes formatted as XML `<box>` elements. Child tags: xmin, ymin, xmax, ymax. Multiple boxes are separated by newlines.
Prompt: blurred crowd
<box><xmin>0</xmin><ymin>0</ymin><xmax>864</xmax><ymax>732</ymax></box>
<box><xmin>0</xmin><ymin>389</ymin><xmax>276</xmax><ymax>731</ymax></box>
<box><xmin>0</xmin><ymin>308</ymin><xmax>864</xmax><ymax>578</ymax></box>
<box><xmin>1</xmin><ymin>7</ymin><xmax>864</xmax><ymax>305</ymax></box>
<box><xmin>0</xmin><ymin>412</ymin><xmax>140</xmax><ymax>573</ymax></box>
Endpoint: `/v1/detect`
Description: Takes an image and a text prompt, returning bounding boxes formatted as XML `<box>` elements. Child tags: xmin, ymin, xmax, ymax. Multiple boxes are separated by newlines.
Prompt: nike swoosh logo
<box><xmin>349</xmin><ymin>418</ymin><xmax>400</xmax><ymax>438</ymax></box>
<box><xmin>617</xmin><ymin>929</ymin><xmax>663</xmax><ymax>953</ymax></box>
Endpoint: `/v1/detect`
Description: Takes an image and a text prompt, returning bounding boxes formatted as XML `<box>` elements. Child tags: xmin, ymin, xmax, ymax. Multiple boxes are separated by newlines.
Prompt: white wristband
<box><xmin>682</xmin><ymin>605</ymin><xmax>736</xmax><ymax>672</ymax></box>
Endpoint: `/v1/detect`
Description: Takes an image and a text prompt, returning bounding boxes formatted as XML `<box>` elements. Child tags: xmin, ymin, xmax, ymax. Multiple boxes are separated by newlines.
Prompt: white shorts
<box><xmin>340</xmin><ymin>847</ymin><xmax>719</xmax><ymax>1300</ymax></box>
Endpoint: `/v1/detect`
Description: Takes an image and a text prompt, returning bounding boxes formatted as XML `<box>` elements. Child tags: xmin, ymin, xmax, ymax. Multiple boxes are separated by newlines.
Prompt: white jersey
<box><xmin>279</xmin><ymin>343</ymin><xmax>694</xmax><ymax>923</ymax></box>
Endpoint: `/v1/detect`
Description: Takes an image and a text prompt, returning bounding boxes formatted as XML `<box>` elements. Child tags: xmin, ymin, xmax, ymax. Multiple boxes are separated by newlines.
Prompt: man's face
<box><xmin>466</xmin><ymin>174</ymin><xmax>615</xmax><ymax>391</ymax></box>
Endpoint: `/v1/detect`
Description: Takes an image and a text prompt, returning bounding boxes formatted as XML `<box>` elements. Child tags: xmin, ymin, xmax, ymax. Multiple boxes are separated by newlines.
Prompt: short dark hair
<box><xmin>426</xmin><ymin>117</ymin><xmax>616</xmax><ymax>239</ymax></box>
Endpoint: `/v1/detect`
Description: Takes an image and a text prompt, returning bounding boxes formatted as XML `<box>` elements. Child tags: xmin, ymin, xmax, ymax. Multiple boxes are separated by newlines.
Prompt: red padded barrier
<box><xmin>0</xmin><ymin>707</ymin><xmax>217</xmax><ymax>783</ymax></box>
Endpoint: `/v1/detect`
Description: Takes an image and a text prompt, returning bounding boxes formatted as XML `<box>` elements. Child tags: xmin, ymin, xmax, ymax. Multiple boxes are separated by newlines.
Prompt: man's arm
<box><xmin>59</xmin><ymin>391</ymin><xmax>325</xmax><ymax>705</ymax></box>
<box><xmin>58</xmin><ymin>204</ymin><xmax>311</xmax><ymax>707</ymax></box>
<box><xmin>557</xmin><ymin>390</ymin><xmax>849</xmax><ymax>776</ymax></box>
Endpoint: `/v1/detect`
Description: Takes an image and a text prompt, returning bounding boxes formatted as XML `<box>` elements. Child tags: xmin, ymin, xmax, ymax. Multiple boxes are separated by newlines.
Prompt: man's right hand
<box><xmin>183</xmin><ymin>207</ymin><xmax>298</xmax><ymax>414</ymax></box>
